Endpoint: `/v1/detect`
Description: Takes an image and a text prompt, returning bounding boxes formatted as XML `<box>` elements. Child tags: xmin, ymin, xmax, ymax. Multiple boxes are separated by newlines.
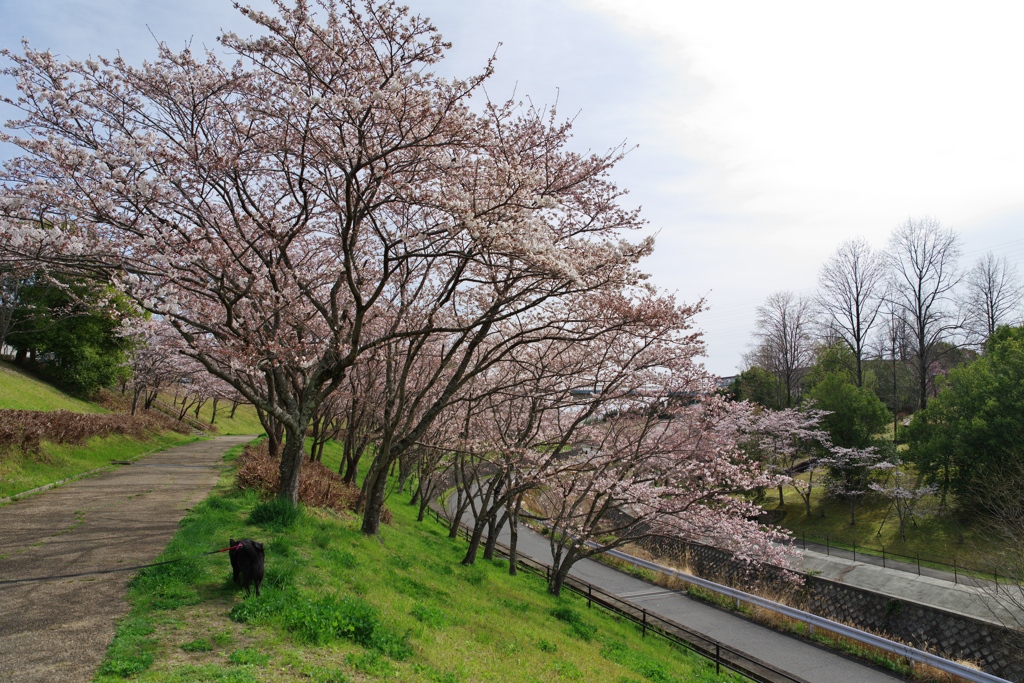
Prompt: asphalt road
<box><xmin>0</xmin><ymin>436</ymin><xmax>252</xmax><ymax>683</ymax></box>
<box><xmin>471</xmin><ymin>512</ymin><xmax>905</xmax><ymax>683</ymax></box>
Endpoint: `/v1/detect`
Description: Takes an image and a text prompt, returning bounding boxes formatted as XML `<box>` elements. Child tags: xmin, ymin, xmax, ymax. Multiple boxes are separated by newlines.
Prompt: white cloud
<box><xmin>2</xmin><ymin>0</ymin><xmax>1021</xmax><ymax>374</ymax></box>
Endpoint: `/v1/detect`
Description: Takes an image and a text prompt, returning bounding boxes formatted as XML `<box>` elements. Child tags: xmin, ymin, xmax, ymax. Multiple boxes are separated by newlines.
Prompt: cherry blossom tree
<box><xmin>1</xmin><ymin>1</ymin><xmax>649</xmax><ymax>513</ymax></box>
<box><xmin>871</xmin><ymin>459</ymin><xmax>937</xmax><ymax>542</ymax></box>
<box><xmin>120</xmin><ymin>317</ymin><xmax>183</xmax><ymax>414</ymax></box>
<box><xmin>738</xmin><ymin>405</ymin><xmax>831</xmax><ymax>512</ymax></box>
<box><xmin>534</xmin><ymin>395</ymin><xmax>795</xmax><ymax>595</ymax></box>
<box><xmin>821</xmin><ymin>445</ymin><xmax>886</xmax><ymax>525</ymax></box>
<box><xmin>433</xmin><ymin>290</ymin><xmax>704</xmax><ymax>568</ymax></box>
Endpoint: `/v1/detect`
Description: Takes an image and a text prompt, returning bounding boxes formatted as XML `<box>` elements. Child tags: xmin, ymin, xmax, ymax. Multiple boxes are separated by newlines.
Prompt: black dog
<box><xmin>228</xmin><ymin>538</ymin><xmax>265</xmax><ymax>597</ymax></box>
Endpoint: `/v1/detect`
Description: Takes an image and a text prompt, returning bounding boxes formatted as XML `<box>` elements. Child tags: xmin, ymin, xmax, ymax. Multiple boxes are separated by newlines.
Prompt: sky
<box><xmin>2</xmin><ymin>0</ymin><xmax>1022</xmax><ymax>376</ymax></box>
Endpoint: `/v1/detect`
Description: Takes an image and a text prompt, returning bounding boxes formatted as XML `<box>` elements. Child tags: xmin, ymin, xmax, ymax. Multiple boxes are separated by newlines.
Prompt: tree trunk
<box><xmin>397</xmin><ymin>456</ymin><xmax>412</xmax><ymax>494</ymax></box>
<box><xmin>417</xmin><ymin>484</ymin><xmax>433</xmax><ymax>522</ymax></box>
<box><xmin>360</xmin><ymin>444</ymin><xmax>394</xmax><ymax>535</ymax></box>
<box><xmin>410</xmin><ymin>476</ymin><xmax>421</xmax><ymax>506</ymax></box>
<box><xmin>777</xmin><ymin>483</ymin><xmax>785</xmax><ymax>506</ymax></box>
<box><xmin>309</xmin><ymin>417</ymin><xmax>321</xmax><ymax>462</ymax></box>
<box><xmin>230</xmin><ymin>398</ymin><xmax>239</xmax><ymax>418</ymax></box>
<box><xmin>447</xmin><ymin>486</ymin><xmax>473</xmax><ymax>539</ymax></box>
<box><xmin>918</xmin><ymin>353</ymin><xmax>929</xmax><ymax>411</ymax></box>
<box><xmin>277</xmin><ymin>421</ymin><xmax>309</xmax><ymax>505</ymax></box>
<box><xmin>210</xmin><ymin>397</ymin><xmax>219</xmax><ymax>424</ymax></box>
<box><xmin>549</xmin><ymin>561</ymin><xmax>572</xmax><ymax>596</ymax></box>
<box><xmin>508</xmin><ymin>514</ymin><xmax>519</xmax><ymax>576</ymax></box>
<box><xmin>256</xmin><ymin>406</ymin><xmax>284</xmax><ymax>458</ymax></box>
<box><xmin>483</xmin><ymin>510</ymin><xmax>509</xmax><ymax>561</ymax></box>
<box><xmin>360</xmin><ymin>469</ymin><xmax>388</xmax><ymax>535</ymax></box>
<box><xmin>462</xmin><ymin>515</ymin><xmax>488</xmax><ymax>565</ymax></box>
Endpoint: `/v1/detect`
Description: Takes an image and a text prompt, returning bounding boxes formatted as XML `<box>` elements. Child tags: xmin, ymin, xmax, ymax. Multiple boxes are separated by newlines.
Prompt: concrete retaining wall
<box><xmin>640</xmin><ymin>536</ymin><xmax>1024</xmax><ymax>682</ymax></box>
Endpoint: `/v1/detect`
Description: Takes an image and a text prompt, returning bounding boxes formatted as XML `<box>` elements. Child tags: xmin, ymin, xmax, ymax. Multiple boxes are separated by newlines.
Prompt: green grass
<box><xmin>96</xmin><ymin>445</ymin><xmax>739</xmax><ymax>683</ymax></box>
<box><xmin>309</xmin><ymin>439</ymin><xmax>346</xmax><ymax>470</ymax></box>
<box><xmin>160</xmin><ymin>393</ymin><xmax>264</xmax><ymax>436</ymax></box>
<box><xmin>0</xmin><ymin>361</ymin><xmax>107</xmax><ymax>412</ymax></box>
<box><xmin>763</xmin><ymin>472</ymin><xmax>1001</xmax><ymax>572</ymax></box>
<box><xmin>0</xmin><ymin>431</ymin><xmax>200</xmax><ymax>500</ymax></box>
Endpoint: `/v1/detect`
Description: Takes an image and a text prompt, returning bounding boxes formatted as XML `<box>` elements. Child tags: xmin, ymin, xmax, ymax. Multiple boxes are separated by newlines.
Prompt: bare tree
<box><xmin>749</xmin><ymin>291</ymin><xmax>815</xmax><ymax>407</ymax></box>
<box><xmin>874</xmin><ymin>299</ymin><xmax>913</xmax><ymax>432</ymax></box>
<box><xmin>816</xmin><ymin>238</ymin><xmax>887</xmax><ymax>386</ymax></box>
<box><xmin>886</xmin><ymin>217</ymin><xmax>962</xmax><ymax>410</ymax></box>
<box><xmin>962</xmin><ymin>252</ymin><xmax>1023</xmax><ymax>346</ymax></box>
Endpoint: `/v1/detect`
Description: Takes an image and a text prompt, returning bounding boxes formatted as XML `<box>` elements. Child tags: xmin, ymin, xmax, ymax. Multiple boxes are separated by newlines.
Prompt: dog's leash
<box><xmin>0</xmin><ymin>543</ymin><xmax>245</xmax><ymax>586</ymax></box>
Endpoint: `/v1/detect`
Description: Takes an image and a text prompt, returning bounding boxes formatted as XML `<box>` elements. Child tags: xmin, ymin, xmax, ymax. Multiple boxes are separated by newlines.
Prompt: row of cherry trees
<box><xmin>0</xmin><ymin>0</ymin><xmax>837</xmax><ymax>592</ymax></box>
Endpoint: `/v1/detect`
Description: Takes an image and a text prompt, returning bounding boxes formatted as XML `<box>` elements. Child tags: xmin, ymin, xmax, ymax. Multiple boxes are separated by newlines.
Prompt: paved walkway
<box><xmin>466</xmin><ymin>514</ymin><xmax>904</xmax><ymax>683</ymax></box>
<box><xmin>796</xmin><ymin>548</ymin><xmax>1024</xmax><ymax>629</ymax></box>
<box><xmin>0</xmin><ymin>436</ymin><xmax>252</xmax><ymax>683</ymax></box>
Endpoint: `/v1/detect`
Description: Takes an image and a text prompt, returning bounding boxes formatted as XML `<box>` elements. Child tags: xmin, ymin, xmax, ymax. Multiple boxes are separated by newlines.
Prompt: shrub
<box><xmin>247</xmin><ymin>498</ymin><xmax>301</xmax><ymax>529</ymax></box>
<box><xmin>0</xmin><ymin>408</ymin><xmax>190</xmax><ymax>455</ymax></box>
<box><xmin>230</xmin><ymin>589</ymin><xmax>409</xmax><ymax>659</ymax></box>
<box><xmin>235</xmin><ymin>442</ymin><xmax>390</xmax><ymax>522</ymax></box>
<box><xmin>98</xmin><ymin>652</ymin><xmax>153</xmax><ymax>677</ymax></box>
<box><xmin>286</xmin><ymin>594</ymin><xmax>378</xmax><ymax>646</ymax></box>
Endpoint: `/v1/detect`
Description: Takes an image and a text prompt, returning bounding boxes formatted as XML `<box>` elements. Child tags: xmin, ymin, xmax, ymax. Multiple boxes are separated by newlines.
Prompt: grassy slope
<box><xmin>96</xmin><ymin>446</ymin><xmax>737</xmax><ymax>683</ymax></box>
<box><xmin>0</xmin><ymin>361</ymin><xmax>107</xmax><ymax>413</ymax></box>
<box><xmin>0</xmin><ymin>362</ymin><xmax>198</xmax><ymax>499</ymax></box>
<box><xmin>201</xmin><ymin>402</ymin><xmax>264</xmax><ymax>437</ymax></box>
<box><xmin>160</xmin><ymin>393</ymin><xmax>264</xmax><ymax>436</ymax></box>
<box><xmin>762</xmin><ymin>471</ymin><xmax>998</xmax><ymax>571</ymax></box>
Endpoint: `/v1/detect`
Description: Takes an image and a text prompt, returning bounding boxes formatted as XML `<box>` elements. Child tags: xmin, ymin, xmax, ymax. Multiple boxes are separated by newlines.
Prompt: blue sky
<box><xmin>3</xmin><ymin>0</ymin><xmax>1022</xmax><ymax>375</ymax></box>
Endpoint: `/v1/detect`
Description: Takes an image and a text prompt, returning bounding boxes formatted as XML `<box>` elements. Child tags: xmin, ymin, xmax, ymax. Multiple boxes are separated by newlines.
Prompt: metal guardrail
<box><xmin>602</xmin><ymin>548</ymin><xmax>1009</xmax><ymax>683</ymax></box>
<box><xmin>426</xmin><ymin>505</ymin><xmax>1010</xmax><ymax>683</ymax></box>
<box><xmin>425</xmin><ymin>506</ymin><xmax>805</xmax><ymax>683</ymax></box>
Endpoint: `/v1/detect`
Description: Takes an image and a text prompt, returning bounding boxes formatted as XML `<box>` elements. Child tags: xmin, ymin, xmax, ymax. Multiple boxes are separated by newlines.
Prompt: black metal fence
<box><xmin>795</xmin><ymin>531</ymin><xmax>1006</xmax><ymax>586</ymax></box>
<box><xmin>425</xmin><ymin>506</ymin><xmax>808</xmax><ymax>683</ymax></box>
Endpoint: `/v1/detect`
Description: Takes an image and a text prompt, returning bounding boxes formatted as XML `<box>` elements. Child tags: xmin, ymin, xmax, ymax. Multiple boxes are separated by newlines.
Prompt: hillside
<box><xmin>96</xmin><ymin>450</ymin><xmax>736</xmax><ymax>683</ymax></box>
<box><xmin>0</xmin><ymin>361</ymin><xmax>107</xmax><ymax>413</ymax></box>
<box><xmin>0</xmin><ymin>363</ymin><xmax>197</xmax><ymax>500</ymax></box>
<box><xmin>155</xmin><ymin>393</ymin><xmax>265</xmax><ymax>437</ymax></box>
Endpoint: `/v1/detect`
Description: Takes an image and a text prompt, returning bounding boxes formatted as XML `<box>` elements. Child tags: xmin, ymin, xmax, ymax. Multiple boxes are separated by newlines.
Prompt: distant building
<box><xmin>715</xmin><ymin>375</ymin><xmax>737</xmax><ymax>390</ymax></box>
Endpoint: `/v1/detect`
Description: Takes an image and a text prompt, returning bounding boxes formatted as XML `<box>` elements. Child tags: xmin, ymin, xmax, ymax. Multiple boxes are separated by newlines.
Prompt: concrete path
<box><xmin>477</xmin><ymin>519</ymin><xmax>904</xmax><ymax>683</ymax></box>
<box><xmin>796</xmin><ymin>548</ymin><xmax>1024</xmax><ymax>629</ymax></box>
<box><xmin>0</xmin><ymin>435</ymin><xmax>253</xmax><ymax>683</ymax></box>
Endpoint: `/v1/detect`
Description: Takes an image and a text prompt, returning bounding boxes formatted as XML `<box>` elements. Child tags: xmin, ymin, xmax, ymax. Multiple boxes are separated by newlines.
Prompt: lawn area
<box><xmin>762</xmin><ymin>472</ymin><xmax>1002</xmax><ymax>573</ymax></box>
<box><xmin>95</xmin><ymin>445</ymin><xmax>737</xmax><ymax>683</ymax></box>
<box><xmin>0</xmin><ymin>361</ymin><xmax>107</xmax><ymax>413</ymax></box>
<box><xmin>161</xmin><ymin>394</ymin><xmax>265</xmax><ymax>436</ymax></box>
<box><xmin>0</xmin><ymin>431</ymin><xmax>200</xmax><ymax>500</ymax></box>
